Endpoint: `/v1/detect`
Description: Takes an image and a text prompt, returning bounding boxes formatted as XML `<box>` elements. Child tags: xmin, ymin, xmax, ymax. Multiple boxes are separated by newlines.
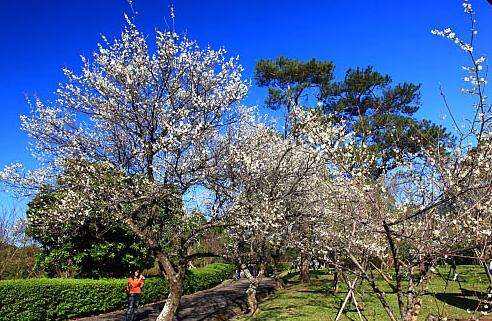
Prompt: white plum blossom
<box><xmin>1</xmin><ymin>16</ymin><xmax>249</xmax><ymax>321</ymax></box>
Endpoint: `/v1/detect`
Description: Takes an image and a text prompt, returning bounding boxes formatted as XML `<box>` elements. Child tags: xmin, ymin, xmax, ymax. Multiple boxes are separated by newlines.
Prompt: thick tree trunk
<box><xmin>246</xmin><ymin>283</ymin><xmax>259</xmax><ymax>315</ymax></box>
<box><xmin>156</xmin><ymin>276</ymin><xmax>184</xmax><ymax>321</ymax></box>
<box><xmin>300</xmin><ymin>252</ymin><xmax>310</xmax><ymax>283</ymax></box>
<box><xmin>155</xmin><ymin>253</ymin><xmax>185</xmax><ymax>321</ymax></box>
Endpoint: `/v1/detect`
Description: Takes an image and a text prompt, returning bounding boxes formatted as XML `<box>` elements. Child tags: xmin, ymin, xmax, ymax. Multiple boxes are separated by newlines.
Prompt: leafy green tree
<box><xmin>255</xmin><ymin>59</ymin><xmax>453</xmax><ymax>177</ymax></box>
<box><xmin>26</xmin><ymin>161</ymin><xmax>169</xmax><ymax>278</ymax></box>
<box><xmin>26</xmin><ymin>164</ymin><xmax>157</xmax><ymax>278</ymax></box>
<box><xmin>255</xmin><ymin>56</ymin><xmax>335</xmax><ymax>137</ymax></box>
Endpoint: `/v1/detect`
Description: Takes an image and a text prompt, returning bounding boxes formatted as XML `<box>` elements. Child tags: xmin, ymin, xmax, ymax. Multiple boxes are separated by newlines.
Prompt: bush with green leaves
<box><xmin>27</xmin><ymin>188</ymin><xmax>156</xmax><ymax>278</ymax></box>
<box><xmin>0</xmin><ymin>263</ymin><xmax>233</xmax><ymax>321</ymax></box>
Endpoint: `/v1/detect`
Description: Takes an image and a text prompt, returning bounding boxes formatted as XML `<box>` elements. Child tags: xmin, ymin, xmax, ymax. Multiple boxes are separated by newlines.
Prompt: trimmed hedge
<box><xmin>0</xmin><ymin>263</ymin><xmax>234</xmax><ymax>321</ymax></box>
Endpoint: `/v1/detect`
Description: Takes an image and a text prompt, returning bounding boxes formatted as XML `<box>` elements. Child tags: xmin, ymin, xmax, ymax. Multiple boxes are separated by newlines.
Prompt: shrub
<box><xmin>275</xmin><ymin>262</ymin><xmax>293</xmax><ymax>272</ymax></box>
<box><xmin>0</xmin><ymin>245</ymin><xmax>40</xmax><ymax>279</ymax></box>
<box><xmin>0</xmin><ymin>263</ymin><xmax>233</xmax><ymax>321</ymax></box>
<box><xmin>184</xmin><ymin>263</ymin><xmax>235</xmax><ymax>293</ymax></box>
<box><xmin>27</xmin><ymin>190</ymin><xmax>156</xmax><ymax>279</ymax></box>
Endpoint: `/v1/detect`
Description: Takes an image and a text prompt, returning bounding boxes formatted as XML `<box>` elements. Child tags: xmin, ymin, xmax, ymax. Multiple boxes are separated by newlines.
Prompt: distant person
<box><xmin>489</xmin><ymin>260</ymin><xmax>492</xmax><ymax>275</ymax></box>
<box><xmin>125</xmin><ymin>269</ymin><xmax>145</xmax><ymax>321</ymax></box>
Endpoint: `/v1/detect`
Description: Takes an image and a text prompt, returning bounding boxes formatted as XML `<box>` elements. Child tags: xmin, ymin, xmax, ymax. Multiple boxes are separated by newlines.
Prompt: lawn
<box><xmin>235</xmin><ymin>265</ymin><xmax>492</xmax><ymax>321</ymax></box>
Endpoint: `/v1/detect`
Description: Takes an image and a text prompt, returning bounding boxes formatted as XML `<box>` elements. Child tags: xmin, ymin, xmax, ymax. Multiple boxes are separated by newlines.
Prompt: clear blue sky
<box><xmin>1</xmin><ymin>0</ymin><xmax>492</xmax><ymax>210</ymax></box>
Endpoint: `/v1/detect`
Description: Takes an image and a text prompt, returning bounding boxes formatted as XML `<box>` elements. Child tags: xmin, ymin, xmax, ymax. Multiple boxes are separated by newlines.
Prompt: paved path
<box><xmin>73</xmin><ymin>278</ymin><xmax>276</xmax><ymax>321</ymax></box>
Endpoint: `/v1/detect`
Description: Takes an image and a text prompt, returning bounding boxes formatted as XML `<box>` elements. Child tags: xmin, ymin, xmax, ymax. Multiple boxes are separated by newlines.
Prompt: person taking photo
<box><xmin>125</xmin><ymin>269</ymin><xmax>145</xmax><ymax>321</ymax></box>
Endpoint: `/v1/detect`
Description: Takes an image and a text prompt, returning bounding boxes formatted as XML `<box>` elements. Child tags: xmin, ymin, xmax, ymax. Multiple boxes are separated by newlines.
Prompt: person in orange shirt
<box><xmin>125</xmin><ymin>269</ymin><xmax>145</xmax><ymax>321</ymax></box>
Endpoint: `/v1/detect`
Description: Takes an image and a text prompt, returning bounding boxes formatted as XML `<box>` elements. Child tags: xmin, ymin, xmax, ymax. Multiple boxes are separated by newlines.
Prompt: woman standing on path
<box><xmin>125</xmin><ymin>269</ymin><xmax>145</xmax><ymax>321</ymax></box>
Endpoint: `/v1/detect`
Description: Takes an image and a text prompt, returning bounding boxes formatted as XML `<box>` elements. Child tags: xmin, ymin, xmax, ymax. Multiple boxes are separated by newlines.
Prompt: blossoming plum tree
<box><xmin>205</xmin><ymin>111</ymin><xmax>332</xmax><ymax>311</ymax></box>
<box><xmin>0</xmin><ymin>16</ymin><xmax>248</xmax><ymax>321</ymax></box>
<box><xmin>294</xmin><ymin>1</ymin><xmax>492</xmax><ymax>320</ymax></box>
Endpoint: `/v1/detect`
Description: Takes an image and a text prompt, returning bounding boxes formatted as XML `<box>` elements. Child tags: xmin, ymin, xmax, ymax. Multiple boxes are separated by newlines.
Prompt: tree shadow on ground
<box><xmin>459</xmin><ymin>287</ymin><xmax>491</xmax><ymax>300</ymax></box>
<box><xmin>434</xmin><ymin>293</ymin><xmax>481</xmax><ymax>311</ymax></box>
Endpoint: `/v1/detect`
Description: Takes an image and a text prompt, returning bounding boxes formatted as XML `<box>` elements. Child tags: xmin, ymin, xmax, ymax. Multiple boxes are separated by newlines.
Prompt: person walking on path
<box><xmin>125</xmin><ymin>269</ymin><xmax>145</xmax><ymax>321</ymax></box>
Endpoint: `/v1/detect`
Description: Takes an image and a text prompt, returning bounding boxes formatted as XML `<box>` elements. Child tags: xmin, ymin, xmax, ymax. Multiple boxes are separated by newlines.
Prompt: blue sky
<box><xmin>1</xmin><ymin>0</ymin><xmax>491</xmax><ymax>210</ymax></box>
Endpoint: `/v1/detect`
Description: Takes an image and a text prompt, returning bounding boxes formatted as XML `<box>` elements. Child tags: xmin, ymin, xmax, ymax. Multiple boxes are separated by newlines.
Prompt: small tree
<box><xmin>0</xmin><ymin>205</ymin><xmax>38</xmax><ymax>279</ymax></box>
<box><xmin>206</xmin><ymin>108</ymin><xmax>343</xmax><ymax>306</ymax></box>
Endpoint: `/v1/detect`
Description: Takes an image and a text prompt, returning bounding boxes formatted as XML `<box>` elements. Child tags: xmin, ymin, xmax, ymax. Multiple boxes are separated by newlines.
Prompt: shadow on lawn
<box><xmin>459</xmin><ymin>288</ymin><xmax>491</xmax><ymax>300</ymax></box>
<box><xmin>434</xmin><ymin>293</ymin><xmax>484</xmax><ymax>312</ymax></box>
<box><xmin>434</xmin><ymin>286</ymin><xmax>492</xmax><ymax>311</ymax></box>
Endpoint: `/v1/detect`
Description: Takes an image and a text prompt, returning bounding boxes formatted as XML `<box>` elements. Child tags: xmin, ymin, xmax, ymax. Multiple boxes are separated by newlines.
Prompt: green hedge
<box><xmin>0</xmin><ymin>263</ymin><xmax>234</xmax><ymax>321</ymax></box>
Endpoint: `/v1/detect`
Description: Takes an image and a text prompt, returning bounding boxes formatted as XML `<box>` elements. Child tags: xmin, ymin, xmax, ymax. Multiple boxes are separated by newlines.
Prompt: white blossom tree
<box><xmin>0</xmin><ymin>16</ymin><xmax>249</xmax><ymax>321</ymax></box>
<box><xmin>294</xmin><ymin>2</ymin><xmax>492</xmax><ymax>320</ymax></box>
<box><xmin>205</xmin><ymin>109</ymin><xmax>337</xmax><ymax>312</ymax></box>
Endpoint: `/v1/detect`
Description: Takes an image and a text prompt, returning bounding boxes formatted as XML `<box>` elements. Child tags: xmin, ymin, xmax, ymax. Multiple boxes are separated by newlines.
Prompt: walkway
<box><xmin>73</xmin><ymin>278</ymin><xmax>276</xmax><ymax>321</ymax></box>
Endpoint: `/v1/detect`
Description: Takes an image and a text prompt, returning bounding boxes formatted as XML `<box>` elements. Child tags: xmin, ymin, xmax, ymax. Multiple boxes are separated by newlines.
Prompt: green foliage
<box><xmin>25</xmin><ymin>161</ymin><xmax>173</xmax><ymax>278</ymax></box>
<box><xmin>274</xmin><ymin>262</ymin><xmax>292</xmax><ymax>272</ymax></box>
<box><xmin>255</xmin><ymin>56</ymin><xmax>335</xmax><ymax>110</ymax></box>
<box><xmin>0</xmin><ymin>263</ymin><xmax>233</xmax><ymax>321</ymax></box>
<box><xmin>183</xmin><ymin>263</ymin><xmax>235</xmax><ymax>293</ymax></box>
<box><xmin>255</xmin><ymin>58</ymin><xmax>454</xmax><ymax>177</ymax></box>
<box><xmin>27</xmin><ymin>210</ymin><xmax>155</xmax><ymax>278</ymax></box>
<box><xmin>322</xmin><ymin>66</ymin><xmax>453</xmax><ymax>176</ymax></box>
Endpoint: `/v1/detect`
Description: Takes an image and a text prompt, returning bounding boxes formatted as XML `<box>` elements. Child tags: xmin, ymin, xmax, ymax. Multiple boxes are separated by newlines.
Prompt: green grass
<box><xmin>235</xmin><ymin>265</ymin><xmax>492</xmax><ymax>321</ymax></box>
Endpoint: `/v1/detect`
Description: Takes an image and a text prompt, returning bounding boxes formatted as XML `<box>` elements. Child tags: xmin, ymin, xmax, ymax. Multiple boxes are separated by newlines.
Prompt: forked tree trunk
<box><xmin>243</xmin><ymin>266</ymin><xmax>260</xmax><ymax>315</ymax></box>
<box><xmin>246</xmin><ymin>284</ymin><xmax>259</xmax><ymax>315</ymax></box>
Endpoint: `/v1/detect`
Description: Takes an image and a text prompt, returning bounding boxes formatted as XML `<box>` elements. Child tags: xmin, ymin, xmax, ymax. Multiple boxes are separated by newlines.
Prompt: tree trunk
<box><xmin>156</xmin><ymin>277</ymin><xmax>184</xmax><ymax>321</ymax></box>
<box><xmin>155</xmin><ymin>253</ymin><xmax>185</xmax><ymax>321</ymax></box>
<box><xmin>482</xmin><ymin>261</ymin><xmax>492</xmax><ymax>290</ymax></box>
<box><xmin>300</xmin><ymin>252</ymin><xmax>310</xmax><ymax>283</ymax></box>
<box><xmin>332</xmin><ymin>269</ymin><xmax>340</xmax><ymax>294</ymax></box>
<box><xmin>403</xmin><ymin>299</ymin><xmax>421</xmax><ymax>321</ymax></box>
<box><xmin>383</xmin><ymin>221</ymin><xmax>405</xmax><ymax>319</ymax></box>
<box><xmin>246</xmin><ymin>283</ymin><xmax>259</xmax><ymax>315</ymax></box>
<box><xmin>243</xmin><ymin>266</ymin><xmax>260</xmax><ymax>315</ymax></box>
<box><xmin>272</xmin><ymin>265</ymin><xmax>285</xmax><ymax>289</ymax></box>
<box><xmin>347</xmin><ymin>253</ymin><xmax>397</xmax><ymax>321</ymax></box>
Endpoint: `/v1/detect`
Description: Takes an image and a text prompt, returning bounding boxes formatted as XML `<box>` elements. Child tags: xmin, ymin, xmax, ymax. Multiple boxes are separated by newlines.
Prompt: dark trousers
<box><xmin>125</xmin><ymin>294</ymin><xmax>140</xmax><ymax>321</ymax></box>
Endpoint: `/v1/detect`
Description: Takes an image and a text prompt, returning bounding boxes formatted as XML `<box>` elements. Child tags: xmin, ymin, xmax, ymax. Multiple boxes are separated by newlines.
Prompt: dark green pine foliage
<box><xmin>256</xmin><ymin>58</ymin><xmax>453</xmax><ymax>177</ymax></box>
<box><xmin>255</xmin><ymin>56</ymin><xmax>335</xmax><ymax>136</ymax></box>
<box><xmin>322</xmin><ymin>66</ymin><xmax>452</xmax><ymax>176</ymax></box>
